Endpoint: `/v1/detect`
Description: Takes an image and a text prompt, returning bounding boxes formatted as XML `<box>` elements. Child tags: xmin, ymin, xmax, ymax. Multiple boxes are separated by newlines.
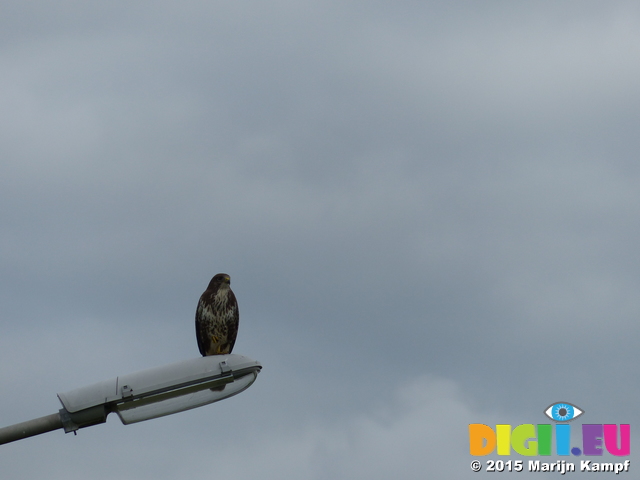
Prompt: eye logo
<box><xmin>544</xmin><ymin>402</ymin><xmax>584</xmax><ymax>422</ymax></box>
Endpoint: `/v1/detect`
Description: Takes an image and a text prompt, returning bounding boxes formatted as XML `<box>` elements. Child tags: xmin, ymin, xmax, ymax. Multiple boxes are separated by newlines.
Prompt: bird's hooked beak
<box><xmin>223</xmin><ymin>275</ymin><xmax>230</xmax><ymax>284</ymax></box>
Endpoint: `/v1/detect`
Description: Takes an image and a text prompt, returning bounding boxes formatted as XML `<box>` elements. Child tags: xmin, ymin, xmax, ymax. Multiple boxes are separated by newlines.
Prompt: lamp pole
<box><xmin>0</xmin><ymin>354</ymin><xmax>261</xmax><ymax>446</ymax></box>
<box><xmin>0</xmin><ymin>412</ymin><xmax>64</xmax><ymax>445</ymax></box>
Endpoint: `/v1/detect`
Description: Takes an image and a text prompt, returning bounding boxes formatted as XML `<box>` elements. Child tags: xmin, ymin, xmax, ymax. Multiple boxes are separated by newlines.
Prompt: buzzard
<box><xmin>195</xmin><ymin>273</ymin><xmax>239</xmax><ymax>356</ymax></box>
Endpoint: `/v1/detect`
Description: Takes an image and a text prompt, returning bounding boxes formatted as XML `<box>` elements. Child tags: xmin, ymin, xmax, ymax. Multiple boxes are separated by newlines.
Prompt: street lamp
<box><xmin>0</xmin><ymin>354</ymin><xmax>261</xmax><ymax>445</ymax></box>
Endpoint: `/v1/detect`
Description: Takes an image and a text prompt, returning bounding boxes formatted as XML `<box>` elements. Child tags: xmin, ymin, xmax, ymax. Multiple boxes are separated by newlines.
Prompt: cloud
<box><xmin>178</xmin><ymin>375</ymin><xmax>493</xmax><ymax>479</ymax></box>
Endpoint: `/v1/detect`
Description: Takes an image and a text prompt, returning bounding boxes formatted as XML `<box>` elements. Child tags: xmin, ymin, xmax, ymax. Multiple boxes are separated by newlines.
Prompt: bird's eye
<box><xmin>544</xmin><ymin>402</ymin><xmax>584</xmax><ymax>422</ymax></box>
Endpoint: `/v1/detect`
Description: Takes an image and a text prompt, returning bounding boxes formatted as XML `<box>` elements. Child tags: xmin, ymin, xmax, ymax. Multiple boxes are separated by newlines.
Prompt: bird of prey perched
<box><xmin>195</xmin><ymin>273</ymin><xmax>239</xmax><ymax>356</ymax></box>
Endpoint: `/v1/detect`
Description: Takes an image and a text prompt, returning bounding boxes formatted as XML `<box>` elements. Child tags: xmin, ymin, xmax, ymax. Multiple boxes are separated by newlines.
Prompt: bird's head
<box><xmin>208</xmin><ymin>273</ymin><xmax>231</xmax><ymax>290</ymax></box>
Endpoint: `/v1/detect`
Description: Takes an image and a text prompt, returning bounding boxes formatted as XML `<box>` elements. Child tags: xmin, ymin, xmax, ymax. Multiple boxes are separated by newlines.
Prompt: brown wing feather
<box><xmin>225</xmin><ymin>289</ymin><xmax>239</xmax><ymax>353</ymax></box>
<box><xmin>195</xmin><ymin>297</ymin><xmax>212</xmax><ymax>356</ymax></box>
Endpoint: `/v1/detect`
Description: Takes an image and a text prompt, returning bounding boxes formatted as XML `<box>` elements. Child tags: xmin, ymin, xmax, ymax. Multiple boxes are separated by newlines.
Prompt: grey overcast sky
<box><xmin>1</xmin><ymin>1</ymin><xmax>639</xmax><ymax>478</ymax></box>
